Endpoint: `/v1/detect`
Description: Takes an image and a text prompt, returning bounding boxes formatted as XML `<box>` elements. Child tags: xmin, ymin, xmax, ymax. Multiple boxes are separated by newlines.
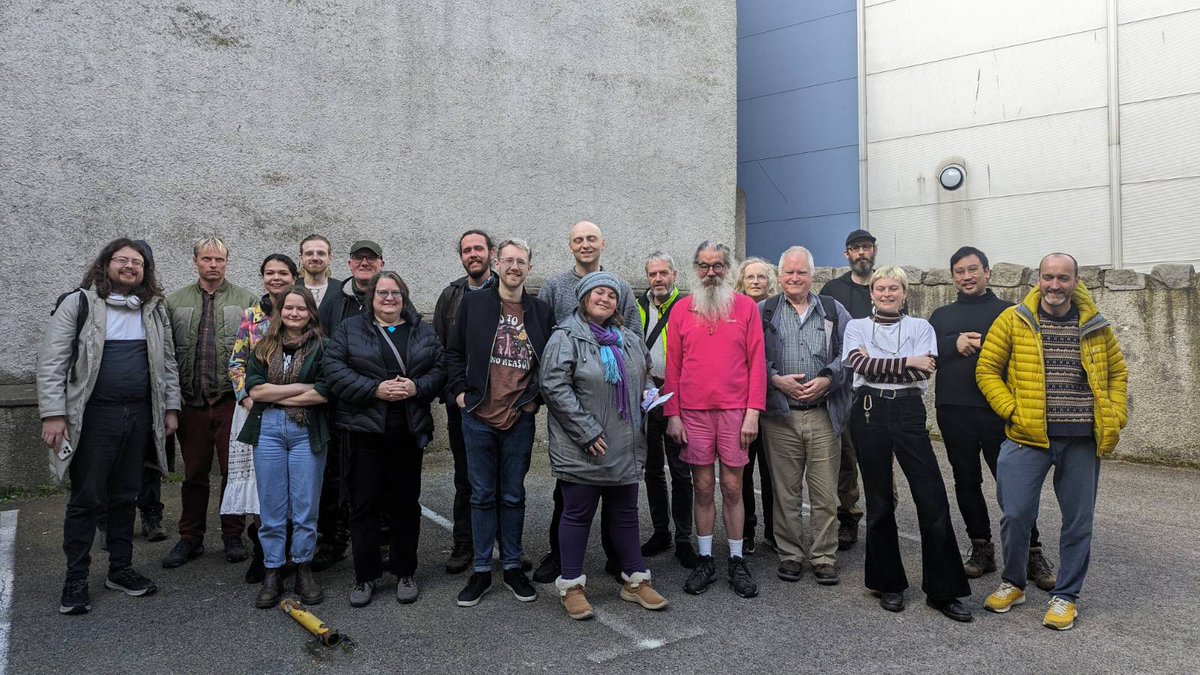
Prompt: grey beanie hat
<box><xmin>575</xmin><ymin>271</ymin><xmax>622</xmax><ymax>303</ymax></box>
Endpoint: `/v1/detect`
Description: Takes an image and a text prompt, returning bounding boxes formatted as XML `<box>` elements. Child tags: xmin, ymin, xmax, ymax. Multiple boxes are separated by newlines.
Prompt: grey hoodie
<box><xmin>540</xmin><ymin>311</ymin><xmax>650</xmax><ymax>486</ymax></box>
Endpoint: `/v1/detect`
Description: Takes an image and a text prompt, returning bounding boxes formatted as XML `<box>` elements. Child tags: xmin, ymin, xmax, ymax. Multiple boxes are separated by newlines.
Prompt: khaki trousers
<box><xmin>761</xmin><ymin>407</ymin><xmax>841</xmax><ymax>566</ymax></box>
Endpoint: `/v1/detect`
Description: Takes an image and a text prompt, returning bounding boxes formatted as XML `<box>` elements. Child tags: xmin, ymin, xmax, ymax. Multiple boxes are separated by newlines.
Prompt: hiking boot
<box><xmin>837</xmin><ymin>523</ymin><xmax>858</xmax><ymax>551</ymax></box>
<box><xmin>311</xmin><ymin>546</ymin><xmax>346</xmax><ymax>573</ymax></box>
<box><xmin>640</xmin><ymin>531</ymin><xmax>672</xmax><ymax>557</ymax></box>
<box><xmin>963</xmin><ymin>538</ymin><xmax>996</xmax><ymax>578</ymax></box>
<box><xmin>777</xmin><ymin>559</ymin><xmax>803</xmax><ymax>582</ymax></box>
<box><xmin>555</xmin><ymin>575</ymin><xmax>594</xmax><ymax>620</ymax></box>
<box><xmin>105</xmin><ymin>567</ymin><xmax>158</xmax><ymax>597</ymax></box>
<box><xmin>674</xmin><ymin>541</ymin><xmax>699</xmax><ymax>569</ymax></box>
<box><xmin>812</xmin><ymin>563</ymin><xmax>840</xmax><ymax>586</ymax></box>
<box><xmin>59</xmin><ymin>579</ymin><xmax>90</xmax><ymax>615</ymax></box>
<box><xmin>295</xmin><ymin>563</ymin><xmax>324</xmax><ymax>605</ymax></box>
<box><xmin>620</xmin><ymin>571</ymin><xmax>668</xmax><ymax>610</ymax></box>
<box><xmin>984</xmin><ymin>581</ymin><xmax>1026</xmax><ymax>613</ymax></box>
<box><xmin>503</xmin><ymin>569</ymin><xmax>537</xmax><ymax>602</ymax></box>
<box><xmin>395</xmin><ymin>576</ymin><xmax>419</xmax><ymax>604</ymax></box>
<box><xmin>445</xmin><ymin>542</ymin><xmax>472</xmax><ymax>575</ymax></box>
<box><xmin>1043</xmin><ymin>596</ymin><xmax>1077</xmax><ymax>631</ymax></box>
<box><xmin>683</xmin><ymin>555</ymin><xmax>717</xmax><ymax>595</ymax></box>
<box><xmin>349</xmin><ymin>580</ymin><xmax>377</xmax><ymax>608</ymax></box>
<box><xmin>1027</xmin><ymin>546</ymin><xmax>1056</xmax><ymax>592</ymax></box>
<box><xmin>224</xmin><ymin>536</ymin><xmax>248</xmax><ymax>563</ymax></box>
<box><xmin>728</xmin><ymin>556</ymin><xmax>758</xmax><ymax>598</ymax></box>
<box><xmin>456</xmin><ymin>572</ymin><xmax>492</xmax><ymax>607</ymax></box>
<box><xmin>532</xmin><ymin>552</ymin><xmax>560</xmax><ymax>584</ymax></box>
<box><xmin>162</xmin><ymin>539</ymin><xmax>203</xmax><ymax>569</ymax></box>
<box><xmin>255</xmin><ymin>569</ymin><xmax>283</xmax><ymax>609</ymax></box>
<box><xmin>141</xmin><ymin>515</ymin><xmax>167</xmax><ymax>543</ymax></box>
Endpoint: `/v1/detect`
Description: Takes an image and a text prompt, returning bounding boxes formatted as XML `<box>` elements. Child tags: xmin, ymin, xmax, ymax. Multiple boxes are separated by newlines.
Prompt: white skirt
<box><xmin>219</xmin><ymin>403</ymin><xmax>259</xmax><ymax>516</ymax></box>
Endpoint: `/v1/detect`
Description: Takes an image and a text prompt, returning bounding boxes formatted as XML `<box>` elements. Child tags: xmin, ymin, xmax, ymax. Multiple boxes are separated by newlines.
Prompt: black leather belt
<box><xmin>789</xmin><ymin>401</ymin><xmax>826</xmax><ymax>411</ymax></box>
<box><xmin>857</xmin><ymin>386</ymin><xmax>922</xmax><ymax>400</ymax></box>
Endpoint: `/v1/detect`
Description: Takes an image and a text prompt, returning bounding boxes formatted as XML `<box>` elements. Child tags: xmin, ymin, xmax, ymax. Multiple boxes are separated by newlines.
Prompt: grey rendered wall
<box><xmin>0</xmin><ymin>0</ymin><xmax>737</xmax><ymax>385</ymax></box>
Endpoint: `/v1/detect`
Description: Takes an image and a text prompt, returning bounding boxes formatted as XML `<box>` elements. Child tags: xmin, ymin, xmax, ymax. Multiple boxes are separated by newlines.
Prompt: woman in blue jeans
<box><xmin>540</xmin><ymin>272</ymin><xmax>667</xmax><ymax>620</ymax></box>
<box><xmin>237</xmin><ymin>286</ymin><xmax>330</xmax><ymax>608</ymax></box>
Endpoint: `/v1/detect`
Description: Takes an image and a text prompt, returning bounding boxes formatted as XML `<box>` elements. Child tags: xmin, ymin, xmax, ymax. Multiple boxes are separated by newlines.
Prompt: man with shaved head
<box><xmin>976</xmin><ymin>253</ymin><xmax>1127</xmax><ymax>631</ymax></box>
<box><xmin>532</xmin><ymin>220</ymin><xmax>640</xmax><ymax>584</ymax></box>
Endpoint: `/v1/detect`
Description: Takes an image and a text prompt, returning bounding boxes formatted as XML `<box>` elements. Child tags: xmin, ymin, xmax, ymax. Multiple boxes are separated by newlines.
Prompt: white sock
<box><xmin>729</xmin><ymin>539</ymin><xmax>744</xmax><ymax>559</ymax></box>
<box><xmin>697</xmin><ymin>535</ymin><xmax>713</xmax><ymax>557</ymax></box>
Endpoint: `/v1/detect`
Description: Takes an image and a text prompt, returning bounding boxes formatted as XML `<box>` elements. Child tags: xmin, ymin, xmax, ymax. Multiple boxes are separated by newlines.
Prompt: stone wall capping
<box><xmin>988</xmin><ymin>262</ymin><xmax>1030</xmax><ymax>288</ymax></box>
<box><xmin>923</xmin><ymin>268</ymin><xmax>953</xmax><ymax>286</ymax></box>
<box><xmin>812</xmin><ymin>267</ymin><xmax>834</xmax><ymax>284</ymax></box>
<box><xmin>1079</xmin><ymin>265</ymin><xmax>1104</xmax><ymax>290</ymax></box>
<box><xmin>1104</xmin><ymin>268</ymin><xmax>1146</xmax><ymax>291</ymax></box>
<box><xmin>1150</xmin><ymin>264</ymin><xmax>1195</xmax><ymax>290</ymax></box>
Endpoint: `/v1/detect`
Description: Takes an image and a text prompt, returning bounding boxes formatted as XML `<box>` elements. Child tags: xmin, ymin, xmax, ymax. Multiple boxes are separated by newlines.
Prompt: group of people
<box><xmin>37</xmin><ymin>222</ymin><xmax>1127</xmax><ymax>632</ymax></box>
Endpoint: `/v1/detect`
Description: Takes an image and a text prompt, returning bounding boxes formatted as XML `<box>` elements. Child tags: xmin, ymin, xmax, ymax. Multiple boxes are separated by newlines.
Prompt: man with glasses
<box><xmin>819</xmin><ymin>229</ymin><xmax>878</xmax><ymax>551</ymax></box>
<box><xmin>664</xmin><ymin>241</ymin><xmax>766</xmax><ymax>598</ymax></box>
<box><xmin>930</xmin><ymin>246</ymin><xmax>1055</xmax><ymax>589</ymax></box>
<box><xmin>531</xmin><ymin>220</ymin><xmax>638</xmax><ymax>584</ymax></box>
<box><xmin>319</xmin><ymin>240</ymin><xmax>385</xmax><ymax>337</ymax></box>
<box><xmin>447</xmin><ymin>239</ymin><xmax>554</xmax><ymax>607</ymax></box>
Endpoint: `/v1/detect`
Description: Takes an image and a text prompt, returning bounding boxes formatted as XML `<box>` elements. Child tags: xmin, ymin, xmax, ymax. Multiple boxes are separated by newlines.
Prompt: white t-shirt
<box><xmin>307</xmin><ymin>281</ymin><xmax>329</xmax><ymax>305</ymax></box>
<box><xmin>841</xmin><ymin>315</ymin><xmax>938</xmax><ymax>392</ymax></box>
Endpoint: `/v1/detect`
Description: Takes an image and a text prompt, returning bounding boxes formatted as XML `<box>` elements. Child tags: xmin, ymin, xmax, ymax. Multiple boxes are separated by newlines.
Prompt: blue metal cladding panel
<box><xmin>737</xmin><ymin>0</ymin><xmax>860</xmax><ymax>268</ymax></box>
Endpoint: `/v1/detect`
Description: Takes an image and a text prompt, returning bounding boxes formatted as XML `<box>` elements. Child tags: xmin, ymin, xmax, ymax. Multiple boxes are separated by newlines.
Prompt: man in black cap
<box><xmin>318</xmin><ymin>240</ymin><xmax>385</xmax><ymax>337</ymax></box>
<box><xmin>818</xmin><ymin>228</ymin><xmax>878</xmax><ymax>551</ymax></box>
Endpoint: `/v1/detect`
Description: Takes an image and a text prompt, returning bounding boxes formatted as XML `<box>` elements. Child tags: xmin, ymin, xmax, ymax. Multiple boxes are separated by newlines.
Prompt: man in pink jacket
<box><xmin>665</xmin><ymin>240</ymin><xmax>767</xmax><ymax>599</ymax></box>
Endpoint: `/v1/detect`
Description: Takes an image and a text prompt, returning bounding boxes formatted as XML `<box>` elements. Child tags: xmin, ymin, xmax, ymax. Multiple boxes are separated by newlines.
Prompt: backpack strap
<box><xmin>51</xmin><ymin>289</ymin><xmax>89</xmax><ymax>384</ymax></box>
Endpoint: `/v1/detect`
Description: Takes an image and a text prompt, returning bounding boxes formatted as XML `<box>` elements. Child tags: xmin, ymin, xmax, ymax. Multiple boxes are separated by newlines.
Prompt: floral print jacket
<box><xmin>227</xmin><ymin>299</ymin><xmax>271</xmax><ymax>402</ymax></box>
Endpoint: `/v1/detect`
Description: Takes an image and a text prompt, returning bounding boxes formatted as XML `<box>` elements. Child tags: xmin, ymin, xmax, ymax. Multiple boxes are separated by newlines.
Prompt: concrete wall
<box><xmin>814</xmin><ymin>261</ymin><xmax>1200</xmax><ymax>467</ymax></box>
<box><xmin>0</xmin><ymin>0</ymin><xmax>737</xmax><ymax>386</ymax></box>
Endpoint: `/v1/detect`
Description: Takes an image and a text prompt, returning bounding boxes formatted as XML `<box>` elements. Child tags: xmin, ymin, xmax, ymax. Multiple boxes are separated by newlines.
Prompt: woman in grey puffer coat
<box><xmin>540</xmin><ymin>272</ymin><xmax>668</xmax><ymax>621</ymax></box>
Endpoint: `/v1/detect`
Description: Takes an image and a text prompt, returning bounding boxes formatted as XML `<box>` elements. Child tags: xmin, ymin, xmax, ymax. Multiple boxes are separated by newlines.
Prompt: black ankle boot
<box><xmin>255</xmin><ymin>569</ymin><xmax>282</xmax><ymax>609</ymax></box>
<box><xmin>295</xmin><ymin>563</ymin><xmax>324</xmax><ymax>605</ymax></box>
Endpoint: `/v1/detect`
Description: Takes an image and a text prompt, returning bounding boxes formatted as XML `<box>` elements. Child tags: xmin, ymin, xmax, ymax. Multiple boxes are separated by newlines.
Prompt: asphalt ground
<box><xmin>4</xmin><ymin>444</ymin><xmax>1198</xmax><ymax>674</ymax></box>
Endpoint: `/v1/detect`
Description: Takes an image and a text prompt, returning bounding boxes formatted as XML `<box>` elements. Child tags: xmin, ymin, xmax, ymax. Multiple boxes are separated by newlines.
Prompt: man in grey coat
<box><xmin>38</xmin><ymin>238</ymin><xmax>181</xmax><ymax>615</ymax></box>
<box><xmin>759</xmin><ymin>246</ymin><xmax>852</xmax><ymax>587</ymax></box>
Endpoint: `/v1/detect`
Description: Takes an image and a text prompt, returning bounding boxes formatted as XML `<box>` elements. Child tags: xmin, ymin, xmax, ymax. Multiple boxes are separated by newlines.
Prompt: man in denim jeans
<box><xmin>446</xmin><ymin>238</ymin><xmax>554</xmax><ymax>607</ymax></box>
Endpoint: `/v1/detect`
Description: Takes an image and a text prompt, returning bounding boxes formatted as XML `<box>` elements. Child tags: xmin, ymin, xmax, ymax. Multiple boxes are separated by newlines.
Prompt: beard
<box><xmin>850</xmin><ymin>256</ymin><xmax>874</xmax><ymax>277</ymax></box>
<box><xmin>689</xmin><ymin>272</ymin><xmax>735</xmax><ymax>323</ymax></box>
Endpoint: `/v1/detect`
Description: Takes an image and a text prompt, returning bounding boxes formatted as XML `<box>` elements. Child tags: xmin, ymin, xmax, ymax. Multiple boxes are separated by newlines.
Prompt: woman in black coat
<box><xmin>324</xmin><ymin>271</ymin><xmax>446</xmax><ymax>608</ymax></box>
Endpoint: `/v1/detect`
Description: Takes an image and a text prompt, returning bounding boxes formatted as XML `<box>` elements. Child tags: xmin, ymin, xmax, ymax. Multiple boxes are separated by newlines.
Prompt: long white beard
<box><xmin>690</xmin><ymin>275</ymin><xmax>736</xmax><ymax>323</ymax></box>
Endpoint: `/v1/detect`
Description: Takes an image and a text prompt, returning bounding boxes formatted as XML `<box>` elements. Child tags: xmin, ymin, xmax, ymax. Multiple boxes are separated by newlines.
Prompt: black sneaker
<box><xmin>675</xmin><ymin>542</ymin><xmax>699</xmax><ymax>569</ymax></box>
<box><xmin>640</xmin><ymin>531</ymin><xmax>673</xmax><ymax>557</ymax></box>
<box><xmin>105</xmin><ymin>567</ymin><xmax>158</xmax><ymax>597</ymax></box>
<box><xmin>837</xmin><ymin>523</ymin><xmax>858</xmax><ymax>551</ymax></box>
<box><xmin>532</xmin><ymin>552</ymin><xmax>560</xmax><ymax>584</ymax></box>
<box><xmin>59</xmin><ymin>579</ymin><xmax>90</xmax><ymax>615</ymax></box>
<box><xmin>503</xmin><ymin>569</ymin><xmax>537</xmax><ymax>602</ymax></box>
<box><xmin>445</xmin><ymin>542</ymin><xmax>472</xmax><ymax>575</ymax></box>
<box><xmin>162</xmin><ymin>539</ymin><xmax>203</xmax><ymax>569</ymax></box>
<box><xmin>224</xmin><ymin>537</ymin><xmax>248</xmax><ymax>563</ymax></box>
<box><xmin>457</xmin><ymin>572</ymin><xmax>492</xmax><ymax>607</ymax></box>
<box><xmin>683</xmin><ymin>555</ymin><xmax>717</xmax><ymax>595</ymax></box>
<box><xmin>728</xmin><ymin>556</ymin><xmax>758</xmax><ymax>598</ymax></box>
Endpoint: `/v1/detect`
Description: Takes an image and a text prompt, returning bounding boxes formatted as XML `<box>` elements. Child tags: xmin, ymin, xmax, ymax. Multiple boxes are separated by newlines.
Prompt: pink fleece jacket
<box><xmin>663</xmin><ymin>293</ymin><xmax>767</xmax><ymax>415</ymax></box>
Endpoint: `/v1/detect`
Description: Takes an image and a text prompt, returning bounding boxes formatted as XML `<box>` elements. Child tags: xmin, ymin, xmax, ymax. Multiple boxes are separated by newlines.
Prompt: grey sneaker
<box><xmin>396</xmin><ymin>576</ymin><xmax>419</xmax><ymax>604</ymax></box>
<box><xmin>349</xmin><ymin>580</ymin><xmax>376</xmax><ymax>608</ymax></box>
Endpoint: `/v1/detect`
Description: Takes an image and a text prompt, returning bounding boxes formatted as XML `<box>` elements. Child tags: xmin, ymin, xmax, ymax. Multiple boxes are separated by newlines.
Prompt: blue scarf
<box><xmin>588</xmin><ymin>322</ymin><xmax>630</xmax><ymax>421</ymax></box>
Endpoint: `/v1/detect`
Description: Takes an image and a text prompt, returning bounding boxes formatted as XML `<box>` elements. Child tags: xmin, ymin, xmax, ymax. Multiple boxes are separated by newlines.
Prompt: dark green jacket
<box><xmin>166</xmin><ymin>281</ymin><xmax>256</xmax><ymax>406</ymax></box>
<box><xmin>237</xmin><ymin>341</ymin><xmax>331</xmax><ymax>453</ymax></box>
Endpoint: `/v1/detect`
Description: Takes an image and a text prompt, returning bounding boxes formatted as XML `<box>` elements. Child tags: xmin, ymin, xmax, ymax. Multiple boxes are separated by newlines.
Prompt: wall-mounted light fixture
<box><xmin>939</xmin><ymin>163</ymin><xmax>965</xmax><ymax>191</ymax></box>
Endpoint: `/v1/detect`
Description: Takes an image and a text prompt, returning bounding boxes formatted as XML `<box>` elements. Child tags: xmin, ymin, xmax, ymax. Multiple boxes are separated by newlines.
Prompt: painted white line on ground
<box><xmin>0</xmin><ymin>510</ymin><xmax>19</xmax><ymax>675</ymax></box>
<box><xmin>420</xmin><ymin>504</ymin><xmax>455</xmax><ymax>533</ymax></box>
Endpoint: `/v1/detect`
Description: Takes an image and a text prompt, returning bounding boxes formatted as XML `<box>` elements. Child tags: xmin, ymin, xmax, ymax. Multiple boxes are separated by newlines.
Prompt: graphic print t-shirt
<box><xmin>474</xmin><ymin>300</ymin><xmax>534</xmax><ymax>430</ymax></box>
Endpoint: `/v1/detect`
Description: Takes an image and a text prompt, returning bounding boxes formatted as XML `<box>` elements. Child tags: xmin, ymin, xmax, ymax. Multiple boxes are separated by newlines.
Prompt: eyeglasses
<box><xmin>497</xmin><ymin>257</ymin><xmax>529</xmax><ymax>268</ymax></box>
<box><xmin>375</xmin><ymin>290</ymin><xmax>404</xmax><ymax>299</ymax></box>
<box><xmin>847</xmin><ymin>243</ymin><xmax>876</xmax><ymax>253</ymax></box>
<box><xmin>953</xmin><ymin>265</ymin><xmax>983</xmax><ymax>277</ymax></box>
<box><xmin>111</xmin><ymin>256</ymin><xmax>145</xmax><ymax>268</ymax></box>
<box><xmin>351</xmin><ymin>253</ymin><xmax>380</xmax><ymax>263</ymax></box>
<box><xmin>696</xmin><ymin>263</ymin><xmax>727</xmax><ymax>273</ymax></box>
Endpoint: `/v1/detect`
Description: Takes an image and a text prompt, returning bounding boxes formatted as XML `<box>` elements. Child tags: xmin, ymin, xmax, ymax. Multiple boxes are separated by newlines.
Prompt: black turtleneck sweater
<box><xmin>928</xmin><ymin>288</ymin><xmax>1013</xmax><ymax>408</ymax></box>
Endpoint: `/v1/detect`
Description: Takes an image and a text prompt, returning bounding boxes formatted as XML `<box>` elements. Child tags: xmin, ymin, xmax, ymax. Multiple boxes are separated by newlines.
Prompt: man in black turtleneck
<box><xmin>929</xmin><ymin>246</ymin><xmax>1053</xmax><ymax>589</ymax></box>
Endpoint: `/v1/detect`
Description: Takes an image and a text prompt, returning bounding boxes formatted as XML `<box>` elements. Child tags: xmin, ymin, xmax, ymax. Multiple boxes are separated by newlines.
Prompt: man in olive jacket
<box><xmin>976</xmin><ymin>253</ymin><xmax>1127</xmax><ymax>631</ymax></box>
<box><xmin>162</xmin><ymin>236</ymin><xmax>256</xmax><ymax>569</ymax></box>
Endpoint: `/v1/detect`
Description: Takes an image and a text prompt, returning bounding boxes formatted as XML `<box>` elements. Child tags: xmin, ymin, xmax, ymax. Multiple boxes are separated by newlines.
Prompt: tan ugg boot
<box><xmin>620</xmin><ymin>570</ymin><xmax>668</xmax><ymax>610</ymax></box>
<box><xmin>555</xmin><ymin>575</ymin><xmax>593</xmax><ymax>620</ymax></box>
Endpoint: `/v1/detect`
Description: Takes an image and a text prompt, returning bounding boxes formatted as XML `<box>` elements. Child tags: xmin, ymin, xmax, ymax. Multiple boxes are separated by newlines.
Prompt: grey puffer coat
<box><xmin>540</xmin><ymin>312</ymin><xmax>650</xmax><ymax>486</ymax></box>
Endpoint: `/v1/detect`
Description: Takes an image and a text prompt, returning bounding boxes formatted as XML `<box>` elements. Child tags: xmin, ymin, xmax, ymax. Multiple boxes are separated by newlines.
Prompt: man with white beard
<box><xmin>663</xmin><ymin>241</ymin><xmax>767</xmax><ymax>598</ymax></box>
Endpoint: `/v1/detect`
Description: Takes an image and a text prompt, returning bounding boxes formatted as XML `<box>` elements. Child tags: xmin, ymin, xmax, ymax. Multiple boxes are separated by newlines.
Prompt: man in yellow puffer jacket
<box><xmin>975</xmin><ymin>253</ymin><xmax>1127</xmax><ymax>632</ymax></box>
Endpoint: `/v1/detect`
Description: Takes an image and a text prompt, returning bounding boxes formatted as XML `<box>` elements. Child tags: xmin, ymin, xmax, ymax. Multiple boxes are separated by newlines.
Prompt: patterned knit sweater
<box><xmin>1038</xmin><ymin>306</ymin><xmax>1094</xmax><ymax>437</ymax></box>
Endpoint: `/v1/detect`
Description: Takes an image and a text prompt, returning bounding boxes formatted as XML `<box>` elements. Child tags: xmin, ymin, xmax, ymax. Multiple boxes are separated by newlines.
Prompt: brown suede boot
<box><xmin>554</xmin><ymin>575</ymin><xmax>593</xmax><ymax>620</ymax></box>
<box><xmin>620</xmin><ymin>571</ymin><xmax>668</xmax><ymax>610</ymax></box>
<box><xmin>255</xmin><ymin>569</ymin><xmax>282</xmax><ymax>609</ymax></box>
<box><xmin>295</xmin><ymin>563</ymin><xmax>325</xmax><ymax>605</ymax></box>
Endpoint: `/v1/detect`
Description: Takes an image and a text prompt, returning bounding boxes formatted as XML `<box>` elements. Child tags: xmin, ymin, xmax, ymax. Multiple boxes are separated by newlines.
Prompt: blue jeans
<box><xmin>461</xmin><ymin>409</ymin><xmax>535</xmax><ymax>572</ymax></box>
<box><xmin>997</xmin><ymin>437</ymin><xmax>1100</xmax><ymax>601</ymax></box>
<box><xmin>254</xmin><ymin>409</ymin><xmax>327</xmax><ymax>569</ymax></box>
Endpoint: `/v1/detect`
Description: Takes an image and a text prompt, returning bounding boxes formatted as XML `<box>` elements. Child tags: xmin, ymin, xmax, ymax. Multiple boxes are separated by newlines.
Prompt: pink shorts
<box><xmin>679</xmin><ymin>409</ymin><xmax>749</xmax><ymax>468</ymax></box>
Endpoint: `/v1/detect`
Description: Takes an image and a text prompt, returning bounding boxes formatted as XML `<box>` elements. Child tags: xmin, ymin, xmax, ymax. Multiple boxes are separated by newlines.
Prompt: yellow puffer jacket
<box><xmin>975</xmin><ymin>284</ymin><xmax>1128</xmax><ymax>455</ymax></box>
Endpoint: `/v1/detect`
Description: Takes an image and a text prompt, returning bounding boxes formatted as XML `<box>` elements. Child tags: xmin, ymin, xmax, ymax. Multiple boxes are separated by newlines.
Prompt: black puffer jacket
<box><xmin>324</xmin><ymin>306</ymin><xmax>446</xmax><ymax>446</ymax></box>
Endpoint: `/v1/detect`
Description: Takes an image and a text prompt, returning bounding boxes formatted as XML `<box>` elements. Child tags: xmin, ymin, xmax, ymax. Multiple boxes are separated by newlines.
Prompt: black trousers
<box><xmin>347</xmin><ymin>430</ymin><xmax>423</xmax><ymax>581</ymax></box>
<box><xmin>445</xmin><ymin>402</ymin><xmax>474</xmax><ymax>547</ymax></box>
<box><xmin>851</xmin><ymin>394</ymin><xmax>970</xmax><ymax>601</ymax></box>
<box><xmin>550</xmin><ymin>481</ymin><xmax>618</xmax><ymax>563</ymax></box>
<box><xmin>937</xmin><ymin>405</ymin><xmax>1041</xmax><ymax>546</ymax></box>
<box><xmin>64</xmin><ymin>402</ymin><xmax>151</xmax><ymax>580</ymax></box>
<box><xmin>742</xmin><ymin>428</ymin><xmax>775</xmax><ymax>543</ymax></box>
<box><xmin>644</xmin><ymin>407</ymin><xmax>693</xmax><ymax>542</ymax></box>
<box><xmin>316</xmin><ymin>430</ymin><xmax>350</xmax><ymax>555</ymax></box>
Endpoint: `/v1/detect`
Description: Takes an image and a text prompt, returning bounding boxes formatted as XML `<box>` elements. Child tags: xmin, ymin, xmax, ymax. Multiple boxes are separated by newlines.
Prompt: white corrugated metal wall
<box><xmin>861</xmin><ymin>0</ymin><xmax>1200</xmax><ymax>270</ymax></box>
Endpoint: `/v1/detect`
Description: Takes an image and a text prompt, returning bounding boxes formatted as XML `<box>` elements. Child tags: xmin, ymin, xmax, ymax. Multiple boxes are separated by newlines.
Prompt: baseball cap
<box><xmin>349</xmin><ymin>240</ymin><xmax>383</xmax><ymax>257</ymax></box>
<box><xmin>845</xmin><ymin>229</ymin><xmax>876</xmax><ymax>247</ymax></box>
